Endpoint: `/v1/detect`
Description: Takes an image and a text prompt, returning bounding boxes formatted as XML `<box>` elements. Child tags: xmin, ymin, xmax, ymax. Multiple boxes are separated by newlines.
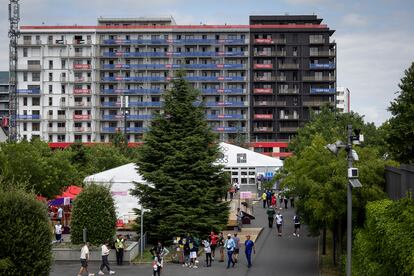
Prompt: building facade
<box><xmin>336</xmin><ymin>87</ymin><xmax>350</xmax><ymax>113</ymax></box>
<box><xmin>15</xmin><ymin>15</ymin><xmax>336</xmax><ymax>157</ymax></box>
<box><xmin>0</xmin><ymin>72</ymin><xmax>9</xmax><ymax>120</ymax></box>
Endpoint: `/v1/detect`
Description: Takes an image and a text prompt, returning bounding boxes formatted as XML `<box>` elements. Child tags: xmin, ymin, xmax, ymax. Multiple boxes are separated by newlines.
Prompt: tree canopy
<box><xmin>131</xmin><ymin>72</ymin><xmax>229</xmax><ymax>242</ymax></box>
<box><xmin>385</xmin><ymin>61</ymin><xmax>414</xmax><ymax>164</ymax></box>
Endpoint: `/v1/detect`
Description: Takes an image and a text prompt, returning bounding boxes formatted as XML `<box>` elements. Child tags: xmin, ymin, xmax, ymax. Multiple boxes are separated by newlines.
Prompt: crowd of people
<box><xmin>263</xmin><ymin>190</ymin><xmax>301</xmax><ymax>237</ymax></box>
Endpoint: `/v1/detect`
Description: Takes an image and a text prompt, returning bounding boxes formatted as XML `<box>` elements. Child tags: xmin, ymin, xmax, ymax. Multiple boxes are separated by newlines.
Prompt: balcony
<box><xmin>201</xmin><ymin>88</ymin><xmax>245</xmax><ymax>95</ymax></box>
<box><xmin>73</xmin><ymin>64</ymin><xmax>92</xmax><ymax>70</ymax></box>
<box><xmin>310</xmin><ymin>88</ymin><xmax>336</xmax><ymax>94</ymax></box>
<box><xmin>309</xmin><ymin>63</ymin><xmax>336</xmax><ymax>69</ymax></box>
<box><xmin>16</xmin><ymin>115</ymin><xmax>41</xmax><ymax>120</ymax></box>
<box><xmin>279</xmin><ymin>126</ymin><xmax>299</xmax><ymax>132</ymax></box>
<box><xmin>213</xmin><ymin>127</ymin><xmax>245</xmax><ymax>133</ymax></box>
<box><xmin>17</xmin><ymin>88</ymin><xmax>41</xmax><ymax>95</ymax></box>
<box><xmin>254</xmin><ymin>76</ymin><xmax>276</xmax><ymax>82</ymax></box>
<box><xmin>278</xmin><ymin>63</ymin><xmax>299</xmax><ymax>70</ymax></box>
<box><xmin>303</xmin><ymin>76</ymin><xmax>335</xmax><ymax>82</ymax></box>
<box><xmin>47</xmin><ymin>39</ymin><xmax>67</xmax><ymax>46</ymax></box>
<box><xmin>73</xmin><ymin>102</ymin><xmax>92</xmax><ymax>108</ymax></box>
<box><xmin>309</xmin><ymin>37</ymin><xmax>326</xmax><ymax>44</ymax></box>
<box><xmin>73</xmin><ymin>114</ymin><xmax>91</xmax><ymax>121</ymax></box>
<box><xmin>253</xmin><ymin>64</ymin><xmax>273</xmax><ymax>69</ymax></box>
<box><xmin>274</xmin><ymin>38</ymin><xmax>286</xmax><ymax>44</ymax></box>
<box><xmin>74</xmin><ymin>127</ymin><xmax>92</xmax><ymax>132</ymax></box>
<box><xmin>72</xmin><ymin>39</ymin><xmax>92</xmax><ymax>45</ymax></box>
<box><xmin>253</xmin><ymin>51</ymin><xmax>274</xmax><ymax>57</ymax></box>
<box><xmin>102</xmin><ymin>51</ymin><xmax>247</xmax><ymax>58</ymax></box>
<box><xmin>102</xmin><ymin>38</ymin><xmax>247</xmax><ymax>45</ymax></box>
<box><xmin>27</xmin><ymin>64</ymin><xmax>41</xmax><ymax>71</ymax></box>
<box><xmin>253</xmin><ymin>114</ymin><xmax>273</xmax><ymax>120</ymax></box>
<box><xmin>280</xmin><ymin>114</ymin><xmax>299</xmax><ymax>120</ymax></box>
<box><xmin>48</xmin><ymin>127</ymin><xmax>66</xmax><ymax>133</ymax></box>
<box><xmin>74</xmin><ymin>77</ymin><xmax>92</xmax><ymax>83</ymax></box>
<box><xmin>101</xmin><ymin>101</ymin><xmax>121</xmax><ymax>107</ymax></box>
<box><xmin>275</xmin><ymin>101</ymin><xmax>287</xmax><ymax>107</ymax></box>
<box><xmin>207</xmin><ymin>114</ymin><xmax>245</xmax><ymax>120</ymax></box>
<box><xmin>48</xmin><ymin>115</ymin><xmax>66</xmax><ymax>121</ymax></box>
<box><xmin>102</xmin><ymin>114</ymin><xmax>153</xmax><ymax>120</ymax></box>
<box><xmin>276</xmin><ymin>76</ymin><xmax>287</xmax><ymax>81</ymax></box>
<box><xmin>102</xmin><ymin>127</ymin><xmax>145</xmax><ymax>133</ymax></box>
<box><xmin>276</xmin><ymin>51</ymin><xmax>287</xmax><ymax>57</ymax></box>
<box><xmin>73</xmin><ymin>88</ymin><xmax>91</xmax><ymax>95</ymax></box>
<box><xmin>129</xmin><ymin>101</ymin><xmax>162</xmax><ymax>107</ymax></box>
<box><xmin>303</xmin><ymin>100</ymin><xmax>333</xmax><ymax>107</ymax></box>
<box><xmin>254</xmin><ymin>101</ymin><xmax>275</xmax><ymax>107</ymax></box>
<box><xmin>279</xmin><ymin>88</ymin><xmax>299</xmax><ymax>94</ymax></box>
<box><xmin>204</xmin><ymin>101</ymin><xmax>247</xmax><ymax>107</ymax></box>
<box><xmin>101</xmin><ymin>88</ymin><xmax>161</xmax><ymax>95</ymax></box>
<box><xmin>253</xmin><ymin>88</ymin><xmax>273</xmax><ymax>94</ymax></box>
<box><xmin>254</xmin><ymin>38</ymin><xmax>274</xmax><ymax>44</ymax></box>
<box><xmin>253</xmin><ymin>127</ymin><xmax>273</xmax><ymax>132</ymax></box>
<box><xmin>309</xmin><ymin>50</ymin><xmax>336</xmax><ymax>57</ymax></box>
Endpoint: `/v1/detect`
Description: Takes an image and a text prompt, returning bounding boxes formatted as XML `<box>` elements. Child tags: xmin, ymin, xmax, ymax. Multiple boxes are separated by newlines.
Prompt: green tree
<box><xmin>71</xmin><ymin>183</ymin><xmax>116</xmax><ymax>245</ymax></box>
<box><xmin>0</xmin><ymin>189</ymin><xmax>52</xmax><ymax>275</ymax></box>
<box><xmin>353</xmin><ymin>198</ymin><xmax>414</xmax><ymax>276</ymax></box>
<box><xmin>385</xmin><ymin>62</ymin><xmax>414</xmax><ymax>164</ymax></box>
<box><xmin>131</xmin><ymin>72</ymin><xmax>229</xmax><ymax>242</ymax></box>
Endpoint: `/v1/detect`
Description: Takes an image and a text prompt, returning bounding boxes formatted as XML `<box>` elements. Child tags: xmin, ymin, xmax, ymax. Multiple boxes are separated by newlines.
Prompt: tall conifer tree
<box><xmin>132</xmin><ymin>72</ymin><xmax>229</xmax><ymax>242</ymax></box>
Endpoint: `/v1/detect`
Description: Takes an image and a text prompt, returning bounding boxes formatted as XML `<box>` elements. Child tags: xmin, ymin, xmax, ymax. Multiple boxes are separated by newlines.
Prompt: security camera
<box><xmin>348</xmin><ymin>168</ymin><xmax>358</xmax><ymax>179</ymax></box>
<box><xmin>351</xmin><ymin>149</ymin><xmax>359</xmax><ymax>161</ymax></box>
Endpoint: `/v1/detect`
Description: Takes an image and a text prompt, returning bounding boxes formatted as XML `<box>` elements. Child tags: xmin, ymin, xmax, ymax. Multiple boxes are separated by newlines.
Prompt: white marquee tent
<box><xmin>84</xmin><ymin>143</ymin><xmax>283</xmax><ymax>220</ymax></box>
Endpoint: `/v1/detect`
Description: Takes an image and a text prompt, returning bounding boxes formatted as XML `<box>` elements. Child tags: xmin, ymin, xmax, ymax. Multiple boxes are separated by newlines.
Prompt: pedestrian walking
<box><xmin>218</xmin><ymin>232</ymin><xmax>225</xmax><ymax>262</ymax></box>
<box><xmin>266</xmin><ymin>206</ymin><xmax>276</xmax><ymax>228</ymax></box>
<box><xmin>236</xmin><ymin>207</ymin><xmax>243</xmax><ymax>232</ymax></box>
<box><xmin>275</xmin><ymin>211</ymin><xmax>283</xmax><ymax>236</ymax></box>
<box><xmin>115</xmin><ymin>234</ymin><xmax>125</xmax><ymax>265</ymax></box>
<box><xmin>229</xmin><ymin>187</ymin><xmax>235</xmax><ymax>201</ymax></box>
<box><xmin>293</xmin><ymin>214</ymin><xmax>301</xmax><ymax>237</ymax></box>
<box><xmin>244</xmin><ymin>235</ymin><xmax>255</xmax><ymax>268</ymax></box>
<box><xmin>182</xmin><ymin>239</ymin><xmax>190</xmax><ymax>267</ymax></box>
<box><xmin>98</xmin><ymin>240</ymin><xmax>115</xmax><ymax>275</ymax></box>
<box><xmin>224</xmin><ymin>234</ymin><xmax>236</xmax><ymax>268</ymax></box>
<box><xmin>209</xmin><ymin>231</ymin><xmax>218</xmax><ymax>260</ymax></box>
<box><xmin>150</xmin><ymin>241</ymin><xmax>170</xmax><ymax>268</ymax></box>
<box><xmin>261</xmin><ymin>191</ymin><xmax>267</xmax><ymax>208</ymax></box>
<box><xmin>54</xmin><ymin>220</ymin><xmax>63</xmax><ymax>243</ymax></box>
<box><xmin>266</xmin><ymin>190</ymin><xmax>272</xmax><ymax>207</ymax></box>
<box><xmin>152</xmin><ymin>255</ymin><xmax>162</xmax><ymax>276</ymax></box>
<box><xmin>278</xmin><ymin>193</ymin><xmax>283</xmax><ymax>210</ymax></box>
<box><xmin>271</xmin><ymin>194</ymin><xmax>277</xmax><ymax>208</ymax></box>
<box><xmin>203</xmin><ymin>239</ymin><xmax>212</xmax><ymax>267</ymax></box>
<box><xmin>78</xmin><ymin>242</ymin><xmax>94</xmax><ymax>276</ymax></box>
<box><xmin>189</xmin><ymin>239</ymin><xmax>198</xmax><ymax>268</ymax></box>
<box><xmin>232</xmin><ymin>233</ymin><xmax>240</xmax><ymax>263</ymax></box>
<box><xmin>283</xmin><ymin>195</ymin><xmax>288</xmax><ymax>209</ymax></box>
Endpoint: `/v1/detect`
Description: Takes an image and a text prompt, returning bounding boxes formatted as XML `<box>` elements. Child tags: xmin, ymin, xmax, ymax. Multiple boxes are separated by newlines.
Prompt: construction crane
<box><xmin>8</xmin><ymin>0</ymin><xmax>20</xmax><ymax>141</ymax></box>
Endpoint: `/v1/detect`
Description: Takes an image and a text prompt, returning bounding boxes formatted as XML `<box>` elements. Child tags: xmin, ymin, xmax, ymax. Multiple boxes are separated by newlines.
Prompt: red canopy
<box><xmin>55</xmin><ymin>185</ymin><xmax>82</xmax><ymax>199</ymax></box>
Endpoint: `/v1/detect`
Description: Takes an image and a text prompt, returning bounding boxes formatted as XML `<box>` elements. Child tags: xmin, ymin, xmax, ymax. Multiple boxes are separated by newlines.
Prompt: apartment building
<box><xmin>336</xmin><ymin>87</ymin><xmax>350</xmax><ymax>113</ymax></box>
<box><xmin>0</xmin><ymin>72</ymin><xmax>9</xmax><ymax>119</ymax></box>
<box><xmin>15</xmin><ymin>15</ymin><xmax>335</xmax><ymax>157</ymax></box>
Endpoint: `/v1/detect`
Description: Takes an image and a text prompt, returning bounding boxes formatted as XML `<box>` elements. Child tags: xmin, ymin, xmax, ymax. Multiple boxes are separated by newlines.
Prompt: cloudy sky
<box><xmin>1</xmin><ymin>0</ymin><xmax>413</xmax><ymax>125</ymax></box>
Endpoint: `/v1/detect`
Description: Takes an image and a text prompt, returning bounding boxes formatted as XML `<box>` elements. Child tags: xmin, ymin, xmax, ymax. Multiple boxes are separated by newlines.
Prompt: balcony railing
<box><xmin>102</xmin><ymin>114</ymin><xmax>153</xmax><ymax>120</ymax></box>
<box><xmin>254</xmin><ymin>38</ymin><xmax>274</xmax><ymax>44</ymax></box>
<box><xmin>207</xmin><ymin>114</ymin><xmax>245</xmax><ymax>120</ymax></box>
<box><xmin>27</xmin><ymin>64</ymin><xmax>41</xmax><ymax>71</ymax></box>
<box><xmin>74</xmin><ymin>102</ymin><xmax>92</xmax><ymax>107</ymax></box>
<box><xmin>213</xmin><ymin>127</ymin><xmax>246</xmax><ymax>133</ymax></box>
<box><xmin>74</xmin><ymin>77</ymin><xmax>92</xmax><ymax>83</ymax></box>
<box><xmin>254</xmin><ymin>101</ymin><xmax>275</xmax><ymax>107</ymax></box>
<box><xmin>253</xmin><ymin>88</ymin><xmax>273</xmax><ymax>94</ymax></box>
<box><xmin>276</xmin><ymin>51</ymin><xmax>287</xmax><ymax>57</ymax></box>
<box><xmin>201</xmin><ymin>88</ymin><xmax>245</xmax><ymax>94</ymax></box>
<box><xmin>309</xmin><ymin>37</ymin><xmax>326</xmax><ymax>44</ymax></box>
<box><xmin>279</xmin><ymin>126</ymin><xmax>299</xmax><ymax>132</ymax></box>
<box><xmin>310</xmin><ymin>88</ymin><xmax>336</xmax><ymax>94</ymax></box>
<box><xmin>309</xmin><ymin>63</ymin><xmax>336</xmax><ymax>69</ymax></box>
<box><xmin>74</xmin><ymin>127</ymin><xmax>92</xmax><ymax>132</ymax></box>
<box><xmin>48</xmin><ymin>127</ymin><xmax>66</xmax><ymax>133</ymax></box>
<box><xmin>253</xmin><ymin>64</ymin><xmax>273</xmax><ymax>69</ymax></box>
<box><xmin>274</xmin><ymin>38</ymin><xmax>287</xmax><ymax>44</ymax></box>
<box><xmin>279</xmin><ymin>88</ymin><xmax>299</xmax><ymax>94</ymax></box>
<box><xmin>102</xmin><ymin>51</ymin><xmax>247</xmax><ymax>58</ymax></box>
<box><xmin>280</xmin><ymin>114</ymin><xmax>299</xmax><ymax>120</ymax></box>
<box><xmin>253</xmin><ymin>114</ymin><xmax>273</xmax><ymax>120</ymax></box>
<box><xmin>253</xmin><ymin>51</ymin><xmax>274</xmax><ymax>57</ymax></box>
<box><xmin>278</xmin><ymin>64</ymin><xmax>299</xmax><ymax>69</ymax></box>
<box><xmin>73</xmin><ymin>89</ymin><xmax>92</xmax><ymax>95</ymax></box>
<box><xmin>309</xmin><ymin>50</ymin><xmax>336</xmax><ymax>57</ymax></box>
<box><xmin>276</xmin><ymin>76</ymin><xmax>287</xmax><ymax>81</ymax></box>
<box><xmin>102</xmin><ymin>127</ymin><xmax>145</xmax><ymax>133</ymax></box>
<box><xmin>102</xmin><ymin>63</ymin><xmax>245</xmax><ymax>70</ymax></box>
<box><xmin>73</xmin><ymin>64</ymin><xmax>92</xmax><ymax>70</ymax></box>
<box><xmin>275</xmin><ymin>101</ymin><xmax>287</xmax><ymax>106</ymax></box>
<box><xmin>17</xmin><ymin>88</ymin><xmax>41</xmax><ymax>95</ymax></box>
<box><xmin>102</xmin><ymin>38</ymin><xmax>247</xmax><ymax>45</ymax></box>
<box><xmin>101</xmin><ymin>88</ymin><xmax>161</xmax><ymax>95</ymax></box>
<box><xmin>254</xmin><ymin>76</ymin><xmax>276</xmax><ymax>82</ymax></box>
<box><xmin>16</xmin><ymin>115</ymin><xmax>41</xmax><ymax>120</ymax></box>
<box><xmin>253</xmin><ymin>127</ymin><xmax>273</xmax><ymax>132</ymax></box>
<box><xmin>204</xmin><ymin>101</ymin><xmax>247</xmax><ymax>107</ymax></box>
<box><xmin>303</xmin><ymin>76</ymin><xmax>335</xmax><ymax>81</ymax></box>
<box><xmin>73</xmin><ymin>114</ymin><xmax>91</xmax><ymax>120</ymax></box>
<box><xmin>303</xmin><ymin>101</ymin><xmax>333</xmax><ymax>107</ymax></box>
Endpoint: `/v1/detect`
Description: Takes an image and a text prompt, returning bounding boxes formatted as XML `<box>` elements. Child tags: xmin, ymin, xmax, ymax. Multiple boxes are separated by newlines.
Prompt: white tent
<box><xmin>84</xmin><ymin>143</ymin><xmax>283</xmax><ymax>219</ymax></box>
<box><xmin>84</xmin><ymin>163</ymin><xmax>146</xmax><ymax>221</ymax></box>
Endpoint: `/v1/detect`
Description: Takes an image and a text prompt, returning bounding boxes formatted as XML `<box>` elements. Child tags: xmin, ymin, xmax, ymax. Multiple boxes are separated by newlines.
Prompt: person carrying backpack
<box><xmin>293</xmin><ymin>214</ymin><xmax>301</xmax><ymax>237</ymax></box>
<box><xmin>275</xmin><ymin>211</ymin><xmax>283</xmax><ymax>237</ymax></box>
<box><xmin>266</xmin><ymin>206</ymin><xmax>276</xmax><ymax>228</ymax></box>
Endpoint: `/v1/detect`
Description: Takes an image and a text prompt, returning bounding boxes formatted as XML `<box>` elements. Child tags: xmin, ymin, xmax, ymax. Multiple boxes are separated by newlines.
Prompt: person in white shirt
<box><xmin>99</xmin><ymin>241</ymin><xmax>115</xmax><ymax>275</ymax></box>
<box><xmin>57</xmin><ymin>206</ymin><xmax>64</xmax><ymax>223</ymax></box>
<box><xmin>78</xmin><ymin>242</ymin><xmax>94</xmax><ymax>276</ymax></box>
<box><xmin>275</xmin><ymin>212</ymin><xmax>284</xmax><ymax>236</ymax></box>
<box><xmin>54</xmin><ymin>221</ymin><xmax>63</xmax><ymax>243</ymax></box>
<box><xmin>202</xmin><ymin>239</ymin><xmax>212</xmax><ymax>267</ymax></box>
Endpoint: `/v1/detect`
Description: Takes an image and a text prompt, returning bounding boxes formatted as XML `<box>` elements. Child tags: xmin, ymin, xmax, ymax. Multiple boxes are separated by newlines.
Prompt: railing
<box><xmin>275</xmin><ymin>101</ymin><xmax>287</xmax><ymax>106</ymax></box>
<box><xmin>103</xmin><ymin>39</ymin><xmax>247</xmax><ymax>45</ymax></box>
<box><xmin>310</xmin><ymin>88</ymin><xmax>336</xmax><ymax>94</ymax></box>
<box><xmin>276</xmin><ymin>76</ymin><xmax>287</xmax><ymax>81</ymax></box>
<box><xmin>103</xmin><ymin>51</ymin><xmax>247</xmax><ymax>58</ymax></box>
<box><xmin>309</xmin><ymin>63</ymin><xmax>336</xmax><ymax>69</ymax></box>
<box><xmin>16</xmin><ymin>89</ymin><xmax>41</xmax><ymax>95</ymax></box>
<box><xmin>102</xmin><ymin>114</ymin><xmax>153</xmax><ymax>120</ymax></box>
<box><xmin>48</xmin><ymin>40</ymin><xmax>66</xmax><ymax>46</ymax></box>
<box><xmin>48</xmin><ymin>127</ymin><xmax>66</xmax><ymax>133</ymax></box>
<box><xmin>274</xmin><ymin>38</ymin><xmax>287</xmax><ymax>44</ymax></box>
<box><xmin>27</xmin><ymin>64</ymin><xmax>41</xmax><ymax>70</ymax></box>
<box><xmin>254</xmin><ymin>76</ymin><xmax>276</xmax><ymax>81</ymax></box>
<box><xmin>129</xmin><ymin>102</ymin><xmax>163</xmax><ymax>107</ymax></box>
<box><xmin>47</xmin><ymin>115</ymin><xmax>67</xmax><ymax>121</ymax></box>
<box><xmin>309</xmin><ymin>50</ymin><xmax>336</xmax><ymax>57</ymax></box>
<box><xmin>276</xmin><ymin>51</ymin><xmax>287</xmax><ymax>56</ymax></box>
<box><xmin>213</xmin><ymin>127</ymin><xmax>246</xmax><ymax>132</ymax></box>
<box><xmin>253</xmin><ymin>114</ymin><xmax>273</xmax><ymax>120</ymax></box>
<box><xmin>16</xmin><ymin>115</ymin><xmax>41</xmax><ymax>120</ymax></box>
<box><xmin>73</xmin><ymin>89</ymin><xmax>91</xmax><ymax>95</ymax></box>
<box><xmin>253</xmin><ymin>64</ymin><xmax>273</xmax><ymax>69</ymax></box>
<box><xmin>303</xmin><ymin>101</ymin><xmax>333</xmax><ymax>107</ymax></box>
<box><xmin>74</xmin><ymin>127</ymin><xmax>92</xmax><ymax>132</ymax></box>
<box><xmin>74</xmin><ymin>102</ymin><xmax>92</xmax><ymax>107</ymax></box>
<box><xmin>74</xmin><ymin>77</ymin><xmax>92</xmax><ymax>83</ymax></box>
<box><xmin>253</xmin><ymin>88</ymin><xmax>273</xmax><ymax>94</ymax></box>
<box><xmin>73</xmin><ymin>115</ymin><xmax>91</xmax><ymax>120</ymax></box>
<box><xmin>278</xmin><ymin>64</ymin><xmax>299</xmax><ymax>69</ymax></box>
<box><xmin>309</xmin><ymin>37</ymin><xmax>326</xmax><ymax>44</ymax></box>
<box><xmin>254</xmin><ymin>38</ymin><xmax>274</xmax><ymax>44</ymax></box>
<box><xmin>253</xmin><ymin>127</ymin><xmax>273</xmax><ymax>132</ymax></box>
<box><xmin>254</xmin><ymin>101</ymin><xmax>275</xmax><ymax>107</ymax></box>
<box><xmin>102</xmin><ymin>127</ymin><xmax>145</xmax><ymax>133</ymax></box>
<box><xmin>303</xmin><ymin>76</ymin><xmax>335</xmax><ymax>81</ymax></box>
<box><xmin>204</xmin><ymin>101</ymin><xmax>247</xmax><ymax>107</ymax></box>
<box><xmin>101</xmin><ymin>88</ymin><xmax>161</xmax><ymax>95</ymax></box>
<box><xmin>279</xmin><ymin>88</ymin><xmax>299</xmax><ymax>94</ymax></box>
<box><xmin>101</xmin><ymin>63</ymin><xmax>245</xmax><ymax>70</ymax></box>
<box><xmin>207</xmin><ymin>114</ymin><xmax>245</xmax><ymax>120</ymax></box>
<box><xmin>253</xmin><ymin>51</ymin><xmax>274</xmax><ymax>57</ymax></box>
<box><xmin>280</xmin><ymin>114</ymin><xmax>299</xmax><ymax>120</ymax></box>
<box><xmin>279</xmin><ymin>126</ymin><xmax>299</xmax><ymax>132</ymax></box>
<box><xmin>201</xmin><ymin>88</ymin><xmax>245</xmax><ymax>94</ymax></box>
<box><xmin>73</xmin><ymin>64</ymin><xmax>92</xmax><ymax>70</ymax></box>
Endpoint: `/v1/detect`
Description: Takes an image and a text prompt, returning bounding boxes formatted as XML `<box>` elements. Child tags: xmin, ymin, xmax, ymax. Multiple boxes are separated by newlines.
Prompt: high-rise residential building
<box><xmin>15</xmin><ymin>15</ymin><xmax>336</xmax><ymax>157</ymax></box>
<box><xmin>0</xmin><ymin>72</ymin><xmax>9</xmax><ymax>119</ymax></box>
<box><xmin>336</xmin><ymin>87</ymin><xmax>350</xmax><ymax>113</ymax></box>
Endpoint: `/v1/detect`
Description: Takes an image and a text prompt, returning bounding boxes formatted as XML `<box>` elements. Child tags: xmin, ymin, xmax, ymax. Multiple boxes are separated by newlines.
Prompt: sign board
<box><xmin>240</xmin><ymin>191</ymin><xmax>252</xmax><ymax>199</ymax></box>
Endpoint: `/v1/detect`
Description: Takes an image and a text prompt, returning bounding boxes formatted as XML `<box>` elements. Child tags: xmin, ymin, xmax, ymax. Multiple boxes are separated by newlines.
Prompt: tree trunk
<box><xmin>338</xmin><ymin>219</ymin><xmax>343</xmax><ymax>275</ymax></box>
<box><xmin>322</xmin><ymin>226</ymin><xmax>327</xmax><ymax>255</ymax></box>
<box><xmin>332</xmin><ymin>221</ymin><xmax>337</xmax><ymax>265</ymax></box>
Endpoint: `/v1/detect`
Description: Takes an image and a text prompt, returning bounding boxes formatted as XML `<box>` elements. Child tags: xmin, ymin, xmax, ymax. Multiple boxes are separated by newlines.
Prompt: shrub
<box><xmin>0</xmin><ymin>189</ymin><xmax>52</xmax><ymax>275</ymax></box>
<box><xmin>71</xmin><ymin>183</ymin><xmax>116</xmax><ymax>245</ymax></box>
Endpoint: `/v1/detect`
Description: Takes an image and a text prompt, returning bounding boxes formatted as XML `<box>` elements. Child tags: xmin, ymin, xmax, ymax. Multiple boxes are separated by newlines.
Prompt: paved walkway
<box><xmin>51</xmin><ymin>202</ymin><xmax>318</xmax><ymax>276</ymax></box>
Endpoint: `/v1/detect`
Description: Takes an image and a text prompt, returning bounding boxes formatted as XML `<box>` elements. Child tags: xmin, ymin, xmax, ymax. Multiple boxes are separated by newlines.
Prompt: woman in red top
<box><xmin>271</xmin><ymin>194</ymin><xmax>277</xmax><ymax>208</ymax></box>
<box><xmin>209</xmin><ymin>231</ymin><xmax>218</xmax><ymax>260</ymax></box>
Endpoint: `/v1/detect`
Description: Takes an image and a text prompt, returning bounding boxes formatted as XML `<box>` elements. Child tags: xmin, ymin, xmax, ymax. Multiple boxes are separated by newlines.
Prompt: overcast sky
<box><xmin>1</xmin><ymin>0</ymin><xmax>413</xmax><ymax>125</ymax></box>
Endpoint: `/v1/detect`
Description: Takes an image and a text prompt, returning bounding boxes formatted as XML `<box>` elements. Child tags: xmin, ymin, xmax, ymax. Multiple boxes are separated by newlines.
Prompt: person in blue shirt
<box><xmin>244</xmin><ymin>235</ymin><xmax>255</xmax><ymax>268</ymax></box>
<box><xmin>224</xmin><ymin>234</ymin><xmax>236</xmax><ymax>268</ymax></box>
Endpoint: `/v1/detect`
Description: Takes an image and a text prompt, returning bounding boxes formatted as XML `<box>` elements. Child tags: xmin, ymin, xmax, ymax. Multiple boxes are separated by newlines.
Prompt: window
<box><xmin>61</xmin><ymin>59</ymin><xmax>66</xmax><ymax>69</ymax></box>
<box><xmin>49</xmin><ymin>97</ymin><xmax>53</xmax><ymax>106</ymax></box>
<box><xmin>61</xmin><ymin>85</ymin><xmax>66</xmax><ymax>94</ymax></box>
<box><xmin>32</xmin><ymin>123</ymin><xmax>40</xmax><ymax>131</ymax></box>
<box><xmin>48</xmin><ymin>72</ymin><xmax>53</xmax><ymax>81</ymax></box>
<box><xmin>23</xmin><ymin>48</ymin><xmax>28</xmax><ymax>57</ymax></box>
<box><xmin>49</xmin><ymin>85</ymin><xmax>52</xmax><ymax>93</ymax></box>
<box><xmin>23</xmin><ymin>97</ymin><xmax>28</xmax><ymax>106</ymax></box>
<box><xmin>23</xmin><ymin>123</ymin><xmax>27</xmax><ymax>131</ymax></box>
<box><xmin>57</xmin><ymin>135</ymin><xmax>65</xmax><ymax>142</ymax></box>
<box><xmin>32</xmin><ymin>72</ymin><xmax>40</xmax><ymax>82</ymax></box>
<box><xmin>23</xmin><ymin>72</ymin><xmax>28</xmax><ymax>81</ymax></box>
<box><xmin>49</xmin><ymin>60</ymin><xmax>53</xmax><ymax>69</ymax></box>
<box><xmin>32</xmin><ymin>98</ymin><xmax>40</xmax><ymax>106</ymax></box>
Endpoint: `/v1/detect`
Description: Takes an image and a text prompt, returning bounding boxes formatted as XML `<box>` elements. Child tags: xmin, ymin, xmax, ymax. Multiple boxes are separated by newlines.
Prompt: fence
<box><xmin>385</xmin><ymin>164</ymin><xmax>414</xmax><ymax>200</ymax></box>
